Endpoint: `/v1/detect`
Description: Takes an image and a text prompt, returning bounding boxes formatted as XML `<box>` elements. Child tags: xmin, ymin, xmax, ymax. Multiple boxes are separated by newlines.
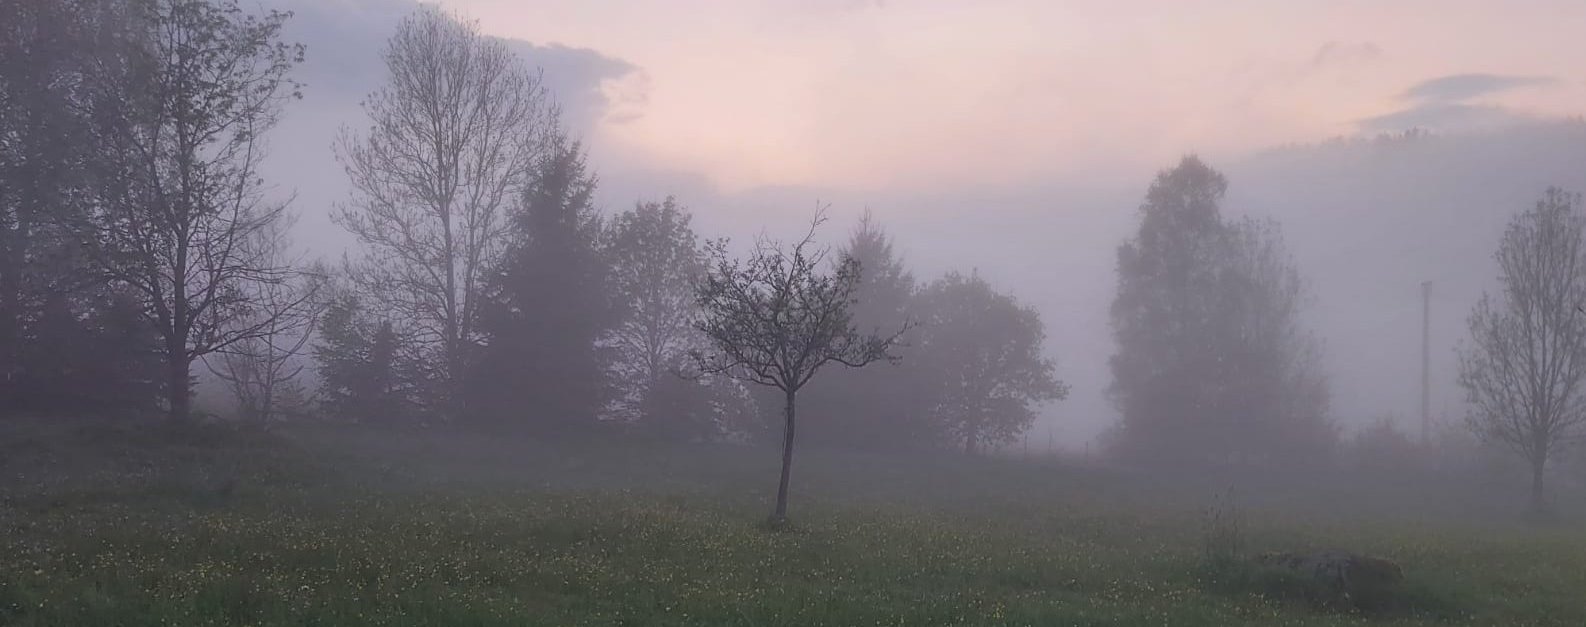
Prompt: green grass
<box><xmin>0</xmin><ymin>418</ymin><xmax>1582</xmax><ymax>626</ymax></box>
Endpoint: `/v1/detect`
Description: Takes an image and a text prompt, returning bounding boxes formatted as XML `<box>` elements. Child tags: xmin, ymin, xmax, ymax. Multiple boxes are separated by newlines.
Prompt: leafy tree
<box><xmin>334</xmin><ymin>6</ymin><xmax>556</xmax><ymax>418</ymax></box>
<box><xmin>603</xmin><ymin>196</ymin><xmax>708</xmax><ymax>424</ymax></box>
<box><xmin>1458</xmin><ymin>187</ymin><xmax>1586</xmax><ymax>512</ymax></box>
<box><xmin>0</xmin><ymin>0</ymin><xmax>155</xmax><ymax>413</ymax></box>
<box><xmin>1108</xmin><ymin>156</ymin><xmax>1333</xmax><ymax>468</ymax></box>
<box><xmin>471</xmin><ymin>135</ymin><xmax>616</xmax><ymax>432</ymax></box>
<box><xmin>692</xmin><ymin>210</ymin><xmax>908</xmax><ymax>525</ymax></box>
<box><xmin>79</xmin><ymin>0</ymin><xmax>306</xmax><ymax>422</ymax></box>
<box><xmin>915</xmin><ymin>271</ymin><xmax>1067</xmax><ymax>454</ymax></box>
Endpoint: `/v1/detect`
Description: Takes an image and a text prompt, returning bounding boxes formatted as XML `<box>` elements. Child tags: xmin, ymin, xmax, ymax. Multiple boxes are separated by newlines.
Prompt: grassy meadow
<box><xmin>0</xmin><ymin>418</ymin><xmax>1582</xmax><ymax>626</ymax></box>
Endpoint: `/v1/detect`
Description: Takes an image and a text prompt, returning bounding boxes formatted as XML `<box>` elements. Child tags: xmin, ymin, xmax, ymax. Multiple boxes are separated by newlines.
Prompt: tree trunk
<box><xmin>1529</xmin><ymin>454</ymin><xmax>1547</xmax><ymax>514</ymax></box>
<box><xmin>772</xmin><ymin>387</ymin><xmax>797</xmax><ymax>525</ymax></box>
<box><xmin>964</xmin><ymin>419</ymin><xmax>980</xmax><ymax>456</ymax></box>
<box><xmin>166</xmin><ymin>346</ymin><xmax>191</xmax><ymax>423</ymax></box>
<box><xmin>0</xmin><ymin>218</ymin><xmax>20</xmax><ymax>405</ymax></box>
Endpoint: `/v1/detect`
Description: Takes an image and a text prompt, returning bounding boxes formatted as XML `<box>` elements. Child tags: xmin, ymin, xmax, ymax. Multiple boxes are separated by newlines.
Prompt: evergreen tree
<box><xmin>315</xmin><ymin>294</ymin><xmax>415</xmax><ymax>423</ymax></box>
<box><xmin>471</xmin><ymin>135</ymin><xmax>617</xmax><ymax>432</ymax></box>
<box><xmin>797</xmin><ymin>213</ymin><xmax>934</xmax><ymax>449</ymax></box>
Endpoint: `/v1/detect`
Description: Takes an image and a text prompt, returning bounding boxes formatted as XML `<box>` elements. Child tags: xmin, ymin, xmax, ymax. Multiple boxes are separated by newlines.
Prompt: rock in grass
<box><xmin>1254</xmin><ymin>550</ymin><xmax>1404</xmax><ymax>610</ymax></box>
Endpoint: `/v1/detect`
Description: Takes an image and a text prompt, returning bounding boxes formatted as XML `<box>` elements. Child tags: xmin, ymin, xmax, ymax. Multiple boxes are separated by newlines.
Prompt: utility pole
<box><xmin>1421</xmin><ymin>280</ymin><xmax>1432</xmax><ymax>446</ymax></box>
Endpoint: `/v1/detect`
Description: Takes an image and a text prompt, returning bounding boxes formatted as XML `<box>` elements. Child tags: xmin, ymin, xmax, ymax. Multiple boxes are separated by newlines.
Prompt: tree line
<box><xmin>4</xmin><ymin>0</ymin><xmax>1583</xmax><ymax>516</ymax></box>
<box><xmin>0</xmin><ymin>1</ymin><xmax>1066</xmax><ymax>461</ymax></box>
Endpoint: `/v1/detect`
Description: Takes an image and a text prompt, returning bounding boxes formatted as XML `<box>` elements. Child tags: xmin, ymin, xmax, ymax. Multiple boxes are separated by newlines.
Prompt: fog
<box><xmin>5</xmin><ymin>0</ymin><xmax>1586</xmax><ymax>622</ymax></box>
<box><xmin>252</xmin><ymin>0</ymin><xmax>1586</xmax><ymax>445</ymax></box>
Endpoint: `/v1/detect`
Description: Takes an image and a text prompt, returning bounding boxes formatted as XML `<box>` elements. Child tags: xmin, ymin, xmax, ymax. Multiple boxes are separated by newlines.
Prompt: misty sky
<box><xmin>260</xmin><ymin>0</ymin><xmax>1586</xmax><ymax>446</ymax></box>
<box><xmin>450</xmin><ymin>0</ymin><xmax>1586</xmax><ymax>192</ymax></box>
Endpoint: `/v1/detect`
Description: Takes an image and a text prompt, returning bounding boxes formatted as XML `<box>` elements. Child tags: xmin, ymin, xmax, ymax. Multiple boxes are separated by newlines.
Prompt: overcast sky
<box><xmin>443</xmin><ymin>0</ymin><xmax>1586</xmax><ymax>192</ymax></box>
<box><xmin>261</xmin><ymin>0</ymin><xmax>1586</xmax><ymax>446</ymax></box>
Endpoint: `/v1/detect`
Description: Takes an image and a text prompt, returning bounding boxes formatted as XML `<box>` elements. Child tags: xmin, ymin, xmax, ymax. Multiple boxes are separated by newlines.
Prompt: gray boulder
<box><xmin>1255</xmin><ymin>550</ymin><xmax>1404</xmax><ymax>609</ymax></box>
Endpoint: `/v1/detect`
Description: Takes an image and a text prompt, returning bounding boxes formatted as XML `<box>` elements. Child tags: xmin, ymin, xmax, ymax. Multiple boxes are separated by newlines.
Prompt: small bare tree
<box><xmin>333</xmin><ymin>6</ymin><xmax>555</xmax><ymax>416</ymax></box>
<box><xmin>83</xmin><ymin>0</ymin><xmax>304</xmax><ymax>422</ymax></box>
<box><xmin>1459</xmin><ymin>187</ymin><xmax>1586</xmax><ymax>513</ymax></box>
<box><xmin>203</xmin><ymin>217</ymin><xmax>325</xmax><ymax>423</ymax></box>
<box><xmin>692</xmin><ymin>210</ymin><xmax>908</xmax><ymax>525</ymax></box>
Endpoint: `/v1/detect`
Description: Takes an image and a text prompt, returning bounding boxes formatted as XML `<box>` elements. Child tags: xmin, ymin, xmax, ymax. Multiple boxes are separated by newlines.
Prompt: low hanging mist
<box><xmin>2</xmin><ymin>0</ymin><xmax>1585</xmax><ymax>624</ymax></box>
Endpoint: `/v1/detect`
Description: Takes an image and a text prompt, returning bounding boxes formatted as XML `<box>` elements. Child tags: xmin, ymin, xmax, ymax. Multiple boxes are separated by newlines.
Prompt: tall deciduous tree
<box><xmin>693</xmin><ymin>210</ymin><xmax>908</xmax><ymax>525</ymax></box>
<box><xmin>471</xmin><ymin>135</ymin><xmax>615</xmax><ymax>431</ymax></box>
<box><xmin>83</xmin><ymin>0</ymin><xmax>305</xmax><ymax>422</ymax></box>
<box><xmin>1459</xmin><ymin>187</ymin><xmax>1586</xmax><ymax>513</ymax></box>
<box><xmin>334</xmin><ymin>6</ymin><xmax>555</xmax><ymax>418</ymax></box>
<box><xmin>915</xmin><ymin>271</ymin><xmax>1067</xmax><ymax>455</ymax></box>
<box><xmin>604</xmin><ymin>196</ymin><xmax>707</xmax><ymax>421</ymax></box>
<box><xmin>1109</xmin><ymin>156</ymin><xmax>1333</xmax><ymax>468</ymax></box>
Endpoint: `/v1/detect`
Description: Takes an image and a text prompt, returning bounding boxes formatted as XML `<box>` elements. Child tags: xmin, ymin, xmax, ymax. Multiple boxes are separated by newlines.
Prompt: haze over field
<box><xmin>256</xmin><ymin>0</ymin><xmax>1586</xmax><ymax>445</ymax></box>
<box><xmin>10</xmin><ymin>1</ymin><xmax>1586</xmax><ymax>624</ymax></box>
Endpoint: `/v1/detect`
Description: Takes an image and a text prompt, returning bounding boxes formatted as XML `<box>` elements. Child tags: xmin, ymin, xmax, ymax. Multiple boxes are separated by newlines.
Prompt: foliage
<box><xmin>1109</xmin><ymin>155</ymin><xmax>1335</xmax><ymax>468</ymax></box>
<box><xmin>6</xmin><ymin>290</ymin><xmax>165</xmax><ymax>415</ymax></box>
<box><xmin>795</xmin><ymin>213</ymin><xmax>936</xmax><ymax>450</ymax></box>
<box><xmin>1458</xmin><ymin>187</ymin><xmax>1586</xmax><ymax>512</ymax></box>
<box><xmin>314</xmin><ymin>292</ymin><xmax>423</xmax><ymax>424</ymax></box>
<box><xmin>913</xmin><ymin>271</ymin><xmax>1067</xmax><ymax>454</ymax></box>
<box><xmin>470</xmin><ymin>135</ymin><xmax>616</xmax><ymax>432</ymax></box>
<box><xmin>604</xmin><ymin>197</ymin><xmax>709</xmax><ymax>427</ymax></box>
<box><xmin>74</xmin><ymin>0</ymin><xmax>307</xmax><ymax>421</ymax></box>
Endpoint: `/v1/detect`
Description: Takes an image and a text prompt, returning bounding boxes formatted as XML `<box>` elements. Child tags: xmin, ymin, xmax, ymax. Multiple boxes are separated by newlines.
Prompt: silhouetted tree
<box><xmin>604</xmin><ymin>196</ymin><xmax>707</xmax><ymax>424</ymax></box>
<box><xmin>914</xmin><ymin>271</ymin><xmax>1067</xmax><ymax>455</ymax></box>
<box><xmin>12</xmin><ymin>289</ymin><xmax>164</xmax><ymax>415</ymax></box>
<box><xmin>315</xmin><ymin>293</ymin><xmax>418</xmax><ymax>423</ymax></box>
<box><xmin>1109</xmin><ymin>156</ymin><xmax>1333</xmax><ymax>468</ymax></box>
<box><xmin>334</xmin><ymin>6</ymin><xmax>556</xmax><ymax>418</ymax></box>
<box><xmin>0</xmin><ymin>0</ymin><xmax>154</xmax><ymax>413</ymax></box>
<box><xmin>1459</xmin><ymin>187</ymin><xmax>1586</xmax><ymax>513</ymax></box>
<box><xmin>472</xmin><ymin>135</ymin><xmax>615</xmax><ymax>432</ymax></box>
<box><xmin>79</xmin><ymin>0</ymin><xmax>306</xmax><ymax>422</ymax></box>
<box><xmin>692</xmin><ymin>210</ymin><xmax>908</xmax><ymax>525</ymax></box>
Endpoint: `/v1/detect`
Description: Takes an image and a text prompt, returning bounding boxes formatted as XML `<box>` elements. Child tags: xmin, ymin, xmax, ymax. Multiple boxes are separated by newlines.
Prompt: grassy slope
<box><xmin>0</xmin><ymin>419</ymin><xmax>1582</xmax><ymax>626</ymax></box>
